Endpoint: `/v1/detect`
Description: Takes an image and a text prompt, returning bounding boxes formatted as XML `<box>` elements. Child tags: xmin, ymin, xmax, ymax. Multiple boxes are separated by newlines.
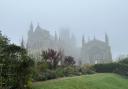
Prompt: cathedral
<box><xmin>26</xmin><ymin>23</ymin><xmax>78</xmax><ymax>60</ymax></box>
<box><xmin>81</xmin><ymin>34</ymin><xmax>112</xmax><ymax>64</ymax></box>
<box><xmin>26</xmin><ymin>23</ymin><xmax>112</xmax><ymax>64</ymax></box>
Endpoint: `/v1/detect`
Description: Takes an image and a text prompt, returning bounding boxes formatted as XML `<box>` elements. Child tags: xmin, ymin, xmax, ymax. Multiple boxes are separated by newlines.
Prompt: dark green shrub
<box><xmin>114</xmin><ymin>58</ymin><xmax>128</xmax><ymax>76</ymax></box>
<box><xmin>64</xmin><ymin>66</ymin><xmax>75</xmax><ymax>77</ymax></box>
<box><xmin>119</xmin><ymin>58</ymin><xmax>128</xmax><ymax>65</ymax></box>
<box><xmin>73</xmin><ymin>66</ymin><xmax>82</xmax><ymax>76</ymax></box>
<box><xmin>80</xmin><ymin>66</ymin><xmax>87</xmax><ymax>74</ymax></box>
<box><xmin>34</xmin><ymin>69</ymin><xmax>57</xmax><ymax>81</ymax></box>
<box><xmin>93</xmin><ymin>58</ymin><xmax>128</xmax><ymax>76</ymax></box>
<box><xmin>35</xmin><ymin>73</ymin><xmax>47</xmax><ymax>81</ymax></box>
<box><xmin>93</xmin><ymin>63</ymin><xmax>118</xmax><ymax>73</ymax></box>
<box><xmin>64</xmin><ymin>56</ymin><xmax>76</xmax><ymax>66</ymax></box>
<box><xmin>80</xmin><ymin>64</ymin><xmax>95</xmax><ymax>74</ymax></box>
<box><xmin>114</xmin><ymin>63</ymin><xmax>128</xmax><ymax>76</ymax></box>
<box><xmin>36</xmin><ymin>62</ymin><xmax>48</xmax><ymax>73</ymax></box>
<box><xmin>44</xmin><ymin>69</ymin><xmax>57</xmax><ymax>80</ymax></box>
<box><xmin>55</xmin><ymin>68</ymin><xmax>64</xmax><ymax>77</ymax></box>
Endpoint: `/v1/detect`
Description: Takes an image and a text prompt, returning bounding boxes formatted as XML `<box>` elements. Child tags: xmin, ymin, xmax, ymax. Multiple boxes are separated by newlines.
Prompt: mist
<box><xmin>0</xmin><ymin>0</ymin><xmax>128</xmax><ymax>59</ymax></box>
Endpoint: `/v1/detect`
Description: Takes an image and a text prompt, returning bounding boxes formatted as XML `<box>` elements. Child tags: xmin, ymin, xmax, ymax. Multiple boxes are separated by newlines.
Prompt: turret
<box><xmin>54</xmin><ymin>31</ymin><xmax>58</xmax><ymax>41</ymax></box>
<box><xmin>35</xmin><ymin>23</ymin><xmax>42</xmax><ymax>32</ymax></box>
<box><xmin>21</xmin><ymin>37</ymin><xmax>25</xmax><ymax>48</ymax></box>
<box><xmin>105</xmin><ymin>33</ymin><xmax>109</xmax><ymax>45</ymax></box>
<box><xmin>28</xmin><ymin>22</ymin><xmax>33</xmax><ymax>37</ymax></box>
<box><xmin>27</xmin><ymin>22</ymin><xmax>34</xmax><ymax>50</ymax></box>
<box><xmin>88</xmin><ymin>36</ymin><xmax>90</xmax><ymax>42</ymax></box>
<box><xmin>93</xmin><ymin>34</ymin><xmax>96</xmax><ymax>40</ymax></box>
<box><xmin>36</xmin><ymin>23</ymin><xmax>41</xmax><ymax>29</ymax></box>
<box><xmin>82</xmin><ymin>35</ymin><xmax>85</xmax><ymax>48</ymax></box>
<box><xmin>71</xmin><ymin>34</ymin><xmax>76</xmax><ymax>45</ymax></box>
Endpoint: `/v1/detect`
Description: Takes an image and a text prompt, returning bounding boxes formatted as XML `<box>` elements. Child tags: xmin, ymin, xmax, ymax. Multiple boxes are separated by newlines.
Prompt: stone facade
<box><xmin>26</xmin><ymin>23</ymin><xmax>112</xmax><ymax>64</ymax></box>
<box><xmin>26</xmin><ymin>23</ymin><xmax>77</xmax><ymax>60</ymax></box>
<box><xmin>81</xmin><ymin>34</ymin><xmax>112</xmax><ymax>64</ymax></box>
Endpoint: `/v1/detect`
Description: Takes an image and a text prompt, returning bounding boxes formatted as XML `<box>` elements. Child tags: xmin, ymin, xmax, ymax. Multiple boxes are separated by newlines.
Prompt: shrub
<box><xmin>36</xmin><ymin>62</ymin><xmax>48</xmax><ymax>72</ymax></box>
<box><xmin>80</xmin><ymin>64</ymin><xmax>95</xmax><ymax>74</ymax></box>
<box><xmin>64</xmin><ymin>66</ymin><xmax>75</xmax><ymax>77</ymax></box>
<box><xmin>114</xmin><ymin>63</ymin><xmax>128</xmax><ymax>76</ymax></box>
<box><xmin>55</xmin><ymin>68</ymin><xmax>64</xmax><ymax>77</ymax></box>
<box><xmin>43</xmin><ymin>69</ymin><xmax>57</xmax><ymax>80</ymax></box>
<box><xmin>119</xmin><ymin>58</ymin><xmax>128</xmax><ymax>65</ymax></box>
<box><xmin>114</xmin><ymin>57</ymin><xmax>128</xmax><ymax>76</ymax></box>
<box><xmin>93</xmin><ymin>63</ymin><xmax>118</xmax><ymax>73</ymax></box>
<box><xmin>34</xmin><ymin>69</ymin><xmax>57</xmax><ymax>81</ymax></box>
<box><xmin>64</xmin><ymin>56</ymin><xmax>76</xmax><ymax>66</ymax></box>
<box><xmin>73</xmin><ymin>66</ymin><xmax>82</xmax><ymax>76</ymax></box>
<box><xmin>93</xmin><ymin>58</ymin><xmax>128</xmax><ymax>76</ymax></box>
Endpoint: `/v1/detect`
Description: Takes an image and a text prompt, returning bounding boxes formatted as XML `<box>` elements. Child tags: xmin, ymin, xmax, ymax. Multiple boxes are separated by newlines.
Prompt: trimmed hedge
<box><xmin>93</xmin><ymin>63</ymin><xmax>118</xmax><ymax>73</ymax></box>
<box><xmin>93</xmin><ymin>58</ymin><xmax>128</xmax><ymax>76</ymax></box>
<box><xmin>114</xmin><ymin>63</ymin><xmax>128</xmax><ymax>76</ymax></box>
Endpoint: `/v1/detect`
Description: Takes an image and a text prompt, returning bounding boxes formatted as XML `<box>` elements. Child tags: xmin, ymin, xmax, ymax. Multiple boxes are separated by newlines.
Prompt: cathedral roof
<box><xmin>35</xmin><ymin>24</ymin><xmax>42</xmax><ymax>32</ymax></box>
<box><xmin>35</xmin><ymin>24</ymin><xmax>49</xmax><ymax>34</ymax></box>
<box><xmin>85</xmin><ymin>39</ymin><xmax>108</xmax><ymax>47</ymax></box>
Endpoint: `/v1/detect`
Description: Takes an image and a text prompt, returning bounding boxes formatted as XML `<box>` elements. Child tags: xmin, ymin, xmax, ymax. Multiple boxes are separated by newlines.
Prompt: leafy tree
<box><xmin>0</xmin><ymin>31</ymin><xmax>9</xmax><ymax>88</ymax></box>
<box><xmin>0</xmin><ymin>31</ymin><xmax>9</xmax><ymax>45</ymax></box>
<box><xmin>0</xmin><ymin>31</ymin><xmax>34</xmax><ymax>89</ymax></box>
<box><xmin>119</xmin><ymin>57</ymin><xmax>128</xmax><ymax>64</ymax></box>
<box><xmin>2</xmin><ymin>44</ymin><xmax>34</xmax><ymax>89</ymax></box>
<box><xmin>41</xmin><ymin>49</ymin><xmax>63</xmax><ymax>69</ymax></box>
<box><xmin>64</xmin><ymin>56</ymin><xmax>76</xmax><ymax>66</ymax></box>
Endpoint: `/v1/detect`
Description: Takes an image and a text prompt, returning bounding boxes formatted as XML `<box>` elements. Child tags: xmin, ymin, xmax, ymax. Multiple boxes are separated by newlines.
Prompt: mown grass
<box><xmin>33</xmin><ymin>73</ymin><xmax>128</xmax><ymax>89</ymax></box>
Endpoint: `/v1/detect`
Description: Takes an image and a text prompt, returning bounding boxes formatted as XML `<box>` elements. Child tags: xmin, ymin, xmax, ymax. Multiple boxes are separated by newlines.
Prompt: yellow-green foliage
<box><xmin>33</xmin><ymin>73</ymin><xmax>128</xmax><ymax>89</ymax></box>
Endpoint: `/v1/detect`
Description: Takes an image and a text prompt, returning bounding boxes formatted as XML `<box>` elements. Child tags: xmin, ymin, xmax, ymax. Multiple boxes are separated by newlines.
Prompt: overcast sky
<box><xmin>0</xmin><ymin>0</ymin><xmax>128</xmax><ymax>59</ymax></box>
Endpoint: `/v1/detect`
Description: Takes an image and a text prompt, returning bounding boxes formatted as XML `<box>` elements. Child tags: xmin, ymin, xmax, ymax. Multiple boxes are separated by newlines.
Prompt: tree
<box><xmin>41</xmin><ymin>49</ymin><xmax>63</xmax><ymax>69</ymax></box>
<box><xmin>64</xmin><ymin>56</ymin><xmax>75</xmax><ymax>66</ymax></box>
<box><xmin>2</xmin><ymin>44</ymin><xmax>34</xmax><ymax>89</ymax></box>
<box><xmin>0</xmin><ymin>31</ymin><xmax>9</xmax><ymax>45</ymax></box>
<box><xmin>119</xmin><ymin>57</ymin><xmax>128</xmax><ymax>64</ymax></box>
<box><xmin>0</xmin><ymin>31</ymin><xmax>34</xmax><ymax>89</ymax></box>
<box><xmin>0</xmin><ymin>31</ymin><xmax>9</xmax><ymax>88</ymax></box>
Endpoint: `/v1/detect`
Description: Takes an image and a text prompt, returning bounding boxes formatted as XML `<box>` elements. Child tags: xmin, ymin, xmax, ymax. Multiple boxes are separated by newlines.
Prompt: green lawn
<box><xmin>33</xmin><ymin>73</ymin><xmax>128</xmax><ymax>89</ymax></box>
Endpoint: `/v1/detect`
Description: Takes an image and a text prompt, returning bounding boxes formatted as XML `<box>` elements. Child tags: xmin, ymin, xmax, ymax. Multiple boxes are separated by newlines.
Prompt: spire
<box><xmin>88</xmin><ymin>36</ymin><xmax>90</xmax><ymax>42</ymax></box>
<box><xmin>21</xmin><ymin>37</ymin><xmax>25</xmax><ymax>48</ymax></box>
<box><xmin>105</xmin><ymin>33</ymin><xmax>109</xmax><ymax>45</ymax></box>
<box><xmin>71</xmin><ymin>34</ymin><xmax>76</xmax><ymax>45</ymax></box>
<box><xmin>82</xmin><ymin>35</ymin><xmax>85</xmax><ymax>47</ymax></box>
<box><xmin>30</xmin><ymin>22</ymin><xmax>34</xmax><ymax>31</ymax></box>
<box><xmin>37</xmin><ymin>22</ymin><xmax>40</xmax><ymax>28</ymax></box>
<box><xmin>28</xmin><ymin>22</ymin><xmax>33</xmax><ymax>36</ymax></box>
<box><xmin>93</xmin><ymin>34</ymin><xmax>96</xmax><ymax>40</ymax></box>
<box><xmin>28</xmin><ymin>22</ymin><xmax>33</xmax><ymax>39</ymax></box>
<box><xmin>55</xmin><ymin>31</ymin><xmax>58</xmax><ymax>40</ymax></box>
<box><xmin>59</xmin><ymin>36</ymin><xmax>61</xmax><ymax>41</ymax></box>
<box><xmin>35</xmin><ymin>23</ymin><xmax>42</xmax><ymax>32</ymax></box>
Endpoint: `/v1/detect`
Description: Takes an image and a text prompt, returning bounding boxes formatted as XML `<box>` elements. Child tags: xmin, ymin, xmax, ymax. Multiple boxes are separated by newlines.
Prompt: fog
<box><xmin>0</xmin><ymin>0</ymin><xmax>128</xmax><ymax>59</ymax></box>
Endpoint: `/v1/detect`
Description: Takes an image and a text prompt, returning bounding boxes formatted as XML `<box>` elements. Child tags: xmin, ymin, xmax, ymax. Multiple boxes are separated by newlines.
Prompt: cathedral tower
<box><xmin>105</xmin><ymin>33</ymin><xmax>109</xmax><ymax>45</ymax></box>
<box><xmin>54</xmin><ymin>31</ymin><xmax>58</xmax><ymax>41</ymax></box>
<box><xmin>82</xmin><ymin>35</ymin><xmax>85</xmax><ymax>48</ymax></box>
<box><xmin>28</xmin><ymin>22</ymin><xmax>34</xmax><ymax>38</ymax></box>
<box><xmin>21</xmin><ymin>37</ymin><xmax>25</xmax><ymax>48</ymax></box>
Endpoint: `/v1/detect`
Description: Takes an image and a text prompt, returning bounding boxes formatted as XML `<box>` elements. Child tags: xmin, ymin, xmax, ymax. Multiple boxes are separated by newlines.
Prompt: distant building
<box><xmin>26</xmin><ymin>23</ymin><xmax>77</xmax><ymax>61</ymax></box>
<box><xmin>26</xmin><ymin>22</ymin><xmax>112</xmax><ymax>64</ymax></box>
<box><xmin>26</xmin><ymin>23</ymin><xmax>51</xmax><ymax>60</ymax></box>
<box><xmin>81</xmin><ymin>34</ymin><xmax>112</xmax><ymax>64</ymax></box>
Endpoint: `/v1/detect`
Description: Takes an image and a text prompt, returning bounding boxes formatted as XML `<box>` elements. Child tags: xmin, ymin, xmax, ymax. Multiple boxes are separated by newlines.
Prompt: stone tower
<box><xmin>21</xmin><ymin>37</ymin><xmax>25</xmax><ymax>48</ymax></box>
<box><xmin>105</xmin><ymin>33</ymin><xmax>109</xmax><ymax>45</ymax></box>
